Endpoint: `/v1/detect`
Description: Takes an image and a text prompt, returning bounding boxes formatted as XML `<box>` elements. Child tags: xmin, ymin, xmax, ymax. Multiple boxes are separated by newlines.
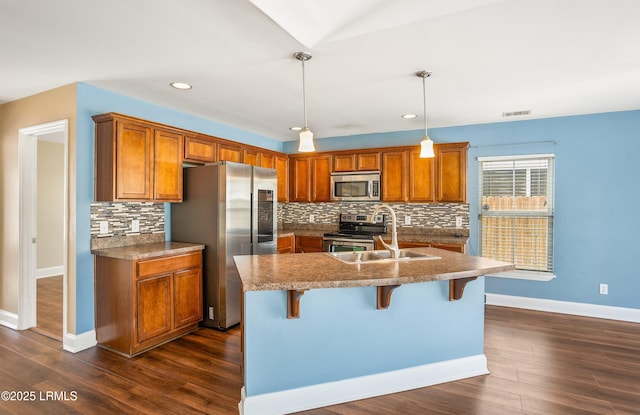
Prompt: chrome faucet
<box><xmin>371</xmin><ymin>205</ymin><xmax>399</xmax><ymax>258</ymax></box>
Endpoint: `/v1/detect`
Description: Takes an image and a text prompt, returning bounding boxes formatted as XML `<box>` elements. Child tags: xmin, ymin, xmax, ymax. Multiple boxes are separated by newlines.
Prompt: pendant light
<box><xmin>294</xmin><ymin>51</ymin><xmax>315</xmax><ymax>152</ymax></box>
<box><xmin>417</xmin><ymin>71</ymin><xmax>435</xmax><ymax>158</ymax></box>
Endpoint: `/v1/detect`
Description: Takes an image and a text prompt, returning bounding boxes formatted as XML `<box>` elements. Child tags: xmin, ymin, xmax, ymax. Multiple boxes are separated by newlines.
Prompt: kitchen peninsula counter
<box><xmin>235</xmin><ymin>249</ymin><xmax>514</xmax><ymax>415</ymax></box>
<box><xmin>234</xmin><ymin>247</ymin><xmax>512</xmax><ymax>291</ymax></box>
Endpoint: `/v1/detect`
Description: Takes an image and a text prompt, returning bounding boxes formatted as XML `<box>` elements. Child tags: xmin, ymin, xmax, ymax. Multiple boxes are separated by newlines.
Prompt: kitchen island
<box><xmin>234</xmin><ymin>248</ymin><xmax>514</xmax><ymax>415</ymax></box>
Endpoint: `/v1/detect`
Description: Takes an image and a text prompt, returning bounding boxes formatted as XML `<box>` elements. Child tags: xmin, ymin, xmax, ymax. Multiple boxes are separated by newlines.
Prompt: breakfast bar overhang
<box><xmin>234</xmin><ymin>247</ymin><xmax>514</xmax><ymax>415</ymax></box>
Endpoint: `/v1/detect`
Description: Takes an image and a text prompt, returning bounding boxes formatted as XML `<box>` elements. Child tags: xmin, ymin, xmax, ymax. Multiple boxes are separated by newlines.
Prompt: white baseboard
<box><xmin>486</xmin><ymin>293</ymin><xmax>640</xmax><ymax>323</ymax></box>
<box><xmin>63</xmin><ymin>330</ymin><xmax>97</xmax><ymax>353</ymax></box>
<box><xmin>0</xmin><ymin>309</ymin><xmax>19</xmax><ymax>330</ymax></box>
<box><xmin>239</xmin><ymin>354</ymin><xmax>488</xmax><ymax>415</ymax></box>
<box><xmin>36</xmin><ymin>266</ymin><xmax>64</xmax><ymax>279</ymax></box>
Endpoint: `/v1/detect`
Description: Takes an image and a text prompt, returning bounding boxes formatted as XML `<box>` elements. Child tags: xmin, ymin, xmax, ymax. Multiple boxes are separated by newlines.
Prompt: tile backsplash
<box><xmin>91</xmin><ymin>202</ymin><xmax>165</xmax><ymax>238</ymax></box>
<box><xmin>279</xmin><ymin>202</ymin><xmax>469</xmax><ymax>229</ymax></box>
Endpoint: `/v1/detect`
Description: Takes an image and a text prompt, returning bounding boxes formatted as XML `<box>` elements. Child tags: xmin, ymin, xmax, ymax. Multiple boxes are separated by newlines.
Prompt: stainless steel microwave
<box><xmin>330</xmin><ymin>171</ymin><xmax>381</xmax><ymax>202</ymax></box>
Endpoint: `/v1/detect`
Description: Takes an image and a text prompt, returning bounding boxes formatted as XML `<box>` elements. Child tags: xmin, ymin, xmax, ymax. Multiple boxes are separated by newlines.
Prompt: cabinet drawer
<box><xmin>137</xmin><ymin>252</ymin><xmax>201</xmax><ymax>278</ymax></box>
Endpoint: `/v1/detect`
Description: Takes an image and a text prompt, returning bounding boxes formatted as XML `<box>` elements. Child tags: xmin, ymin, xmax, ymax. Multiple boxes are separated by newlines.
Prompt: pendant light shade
<box><xmin>417</xmin><ymin>71</ymin><xmax>435</xmax><ymax>158</ymax></box>
<box><xmin>420</xmin><ymin>136</ymin><xmax>435</xmax><ymax>158</ymax></box>
<box><xmin>294</xmin><ymin>52</ymin><xmax>315</xmax><ymax>152</ymax></box>
<box><xmin>298</xmin><ymin>127</ymin><xmax>315</xmax><ymax>152</ymax></box>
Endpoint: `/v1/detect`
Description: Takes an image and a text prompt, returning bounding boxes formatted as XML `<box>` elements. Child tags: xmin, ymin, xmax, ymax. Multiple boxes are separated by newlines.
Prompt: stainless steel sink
<box><xmin>326</xmin><ymin>249</ymin><xmax>440</xmax><ymax>264</ymax></box>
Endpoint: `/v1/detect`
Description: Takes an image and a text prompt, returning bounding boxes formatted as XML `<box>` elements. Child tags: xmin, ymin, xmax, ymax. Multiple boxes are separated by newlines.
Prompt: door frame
<box><xmin>18</xmin><ymin>119</ymin><xmax>69</xmax><ymax>338</ymax></box>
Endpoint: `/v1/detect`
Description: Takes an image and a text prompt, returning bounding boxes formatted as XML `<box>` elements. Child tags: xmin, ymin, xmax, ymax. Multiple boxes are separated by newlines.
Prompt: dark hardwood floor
<box><xmin>33</xmin><ymin>276</ymin><xmax>63</xmax><ymax>341</ymax></box>
<box><xmin>0</xmin><ymin>306</ymin><xmax>639</xmax><ymax>414</ymax></box>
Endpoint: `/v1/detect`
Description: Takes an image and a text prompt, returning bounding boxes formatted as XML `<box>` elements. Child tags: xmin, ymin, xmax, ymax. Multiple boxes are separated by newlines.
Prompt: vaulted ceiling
<box><xmin>1</xmin><ymin>0</ymin><xmax>639</xmax><ymax>142</ymax></box>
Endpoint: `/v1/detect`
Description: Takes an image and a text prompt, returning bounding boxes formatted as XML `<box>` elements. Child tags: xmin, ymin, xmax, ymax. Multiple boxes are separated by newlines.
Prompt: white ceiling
<box><xmin>1</xmin><ymin>0</ymin><xmax>639</xmax><ymax>143</ymax></box>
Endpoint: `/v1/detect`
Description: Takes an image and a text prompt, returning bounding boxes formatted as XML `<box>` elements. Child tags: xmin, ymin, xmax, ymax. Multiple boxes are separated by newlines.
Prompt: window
<box><xmin>478</xmin><ymin>154</ymin><xmax>554</xmax><ymax>279</ymax></box>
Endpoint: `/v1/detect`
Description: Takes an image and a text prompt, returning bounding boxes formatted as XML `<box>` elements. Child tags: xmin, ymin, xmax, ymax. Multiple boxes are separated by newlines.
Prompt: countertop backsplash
<box><xmin>279</xmin><ymin>202</ymin><xmax>469</xmax><ymax>230</ymax></box>
<box><xmin>90</xmin><ymin>202</ymin><xmax>166</xmax><ymax>249</ymax></box>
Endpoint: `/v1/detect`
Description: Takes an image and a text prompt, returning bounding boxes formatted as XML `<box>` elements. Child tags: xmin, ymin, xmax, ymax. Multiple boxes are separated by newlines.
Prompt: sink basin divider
<box><xmin>377</xmin><ymin>285</ymin><xmax>401</xmax><ymax>309</ymax></box>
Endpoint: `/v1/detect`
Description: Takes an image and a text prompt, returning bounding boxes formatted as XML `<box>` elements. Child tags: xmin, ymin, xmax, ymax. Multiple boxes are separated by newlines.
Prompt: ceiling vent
<box><xmin>502</xmin><ymin>110</ymin><xmax>532</xmax><ymax>117</ymax></box>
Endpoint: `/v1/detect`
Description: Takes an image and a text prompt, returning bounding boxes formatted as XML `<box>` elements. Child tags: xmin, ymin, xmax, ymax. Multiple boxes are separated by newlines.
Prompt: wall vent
<box><xmin>502</xmin><ymin>110</ymin><xmax>532</xmax><ymax>117</ymax></box>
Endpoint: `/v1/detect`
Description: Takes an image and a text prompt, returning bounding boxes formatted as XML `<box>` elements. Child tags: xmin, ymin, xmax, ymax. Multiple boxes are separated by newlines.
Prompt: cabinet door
<box><xmin>436</xmin><ymin>143</ymin><xmax>468</xmax><ymax>202</ymax></box>
<box><xmin>432</xmin><ymin>243</ymin><xmax>466</xmax><ymax>253</ymax></box>
<box><xmin>357</xmin><ymin>152</ymin><xmax>381</xmax><ymax>171</ymax></box>
<box><xmin>289</xmin><ymin>157</ymin><xmax>311</xmax><ymax>202</ymax></box>
<box><xmin>218</xmin><ymin>142</ymin><xmax>242</xmax><ymax>162</ymax></box>
<box><xmin>312</xmin><ymin>155</ymin><xmax>332</xmax><ymax>202</ymax></box>
<box><xmin>136</xmin><ymin>274</ymin><xmax>172</xmax><ymax>343</ymax></box>
<box><xmin>408</xmin><ymin>149</ymin><xmax>436</xmax><ymax>202</ymax></box>
<box><xmin>261</xmin><ymin>152</ymin><xmax>276</xmax><ymax>169</ymax></box>
<box><xmin>295</xmin><ymin>235</ymin><xmax>324</xmax><ymax>253</ymax></box>
<box><xmin>116</xmin><ymin>121</ymin><xmax>153</xmax><ymax>200</ymax></box>
<box><xmin>154</xmin><ymin>130</ymin><xmax>183</xmax><ymax>201</ymax></box>
<box><xmin>398</xmin><ymin>241</ymin><xmax>431</xmax><ymax>249</ymax></box>
<box><xmin>381</xmin><ymin>151</ymin><xmax>408</xmax><ymax>202</ymax></box>
<box><xmin>174</xmin><ymin>268</ymin><xmax>203</xmax><ymax>328</ymax></box>
<box><xmin>184</xmin><ymin>135</ymin><xmax>216</xmax><ymax>163</ymax></box>
<box><xmin>277</xmin><ymin>235</ymin><xmax>294</xmax><ymax>254</ymax></box>
<box><xmin>333</xmin><ymin>154</ymin><xmax>356</xmax><ymax>172</ymax></box>
<box><xmin>243</xmin><ymin>148</ymin><xmax>261</xmax><ymax>166</ymax></box>
<box><xmin>276</xmin><ymin>155</ymin><xmax>289</xmax><ymax>202</ymax></box>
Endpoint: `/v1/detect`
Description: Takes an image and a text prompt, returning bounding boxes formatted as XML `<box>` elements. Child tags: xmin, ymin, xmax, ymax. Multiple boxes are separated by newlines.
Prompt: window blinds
<box><xmin>478</xmin><ymin>155</ymin><xmax>554</xmax><ymax>272</ymax></box>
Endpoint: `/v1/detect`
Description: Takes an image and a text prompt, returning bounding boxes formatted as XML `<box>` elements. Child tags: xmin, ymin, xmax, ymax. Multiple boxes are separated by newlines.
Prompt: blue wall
<box><xmin>307</xmin><ymin>110</ymin><xmax>640</xmax><ymax>309</ymax></box>
<box><xmin>74</xmin><ymin>83</ymin><xmax>284</xmax><ymax>333</ymax></box>
<box><xmin>244</xmin><ymin>278</ymin><xmax>485</xmax><ymax>395</ymax></box>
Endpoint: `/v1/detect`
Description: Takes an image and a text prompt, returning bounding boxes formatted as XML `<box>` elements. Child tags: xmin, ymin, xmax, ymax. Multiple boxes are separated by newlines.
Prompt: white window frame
<box><xmin>478</xmin><ymin>153</ymin><xmax>556</xmax><ymax>282</ymax></box>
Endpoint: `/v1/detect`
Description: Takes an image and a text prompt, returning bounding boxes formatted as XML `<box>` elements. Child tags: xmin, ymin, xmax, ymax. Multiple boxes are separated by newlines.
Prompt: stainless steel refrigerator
<box><xmin>171</xmin><ymin>162</ymin><xmax>277</xmax><ymax>329</ymax></box>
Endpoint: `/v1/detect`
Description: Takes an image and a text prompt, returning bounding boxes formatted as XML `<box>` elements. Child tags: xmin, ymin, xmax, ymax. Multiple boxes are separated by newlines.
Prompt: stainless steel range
<box><xmin>322</xmin><ymin>213</ymin><xmax>386</xmax><ymax>252</ymax></box>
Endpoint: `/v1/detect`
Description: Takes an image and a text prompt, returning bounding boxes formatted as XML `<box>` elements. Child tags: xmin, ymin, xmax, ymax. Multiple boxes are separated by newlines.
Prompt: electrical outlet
<box><xmin>132</xmin><ymin>219</ymin><xmax>140</xmax><ymax>233</ymax></box>
<box><xmin>309</xmin><ymin>214</ymin><xmax>315</xmax><ymax>223</ymax></box>
<box><xmin>599</xmin><ymin>284</ymin><xmax>608</xmax><ymax>295</ymax></box>
<box><xmin>404</xmin><ymin>215</ymin><xmax>412</xmax><ymax>225</ymax></box>
<box><xmin>455</xmin><ymin>216</ymin><xmax>463</xmax><ymax>228</ymax></box>
<box><xmin>99</xmin><ymin>221</ymin><xmax>108</xmax><ymax>235</ymax></box>
<box><xmin>208</xmin><ymin>307</ymin><xmax>215</xmax><ymax>320</ymax></box>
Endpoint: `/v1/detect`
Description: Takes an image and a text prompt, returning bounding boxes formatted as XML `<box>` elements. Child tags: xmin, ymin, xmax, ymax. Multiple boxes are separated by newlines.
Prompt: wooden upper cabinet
<box><xmin>154</xmin><ymin>129</ymin><xmax>183</xmax><ymax>202</ymax></box>
<box><xmin>184</xmin><ymin>135</ymin><xmax>216</xmax><ymax>164</ymax></box>
<box><xmin>289</xmin><ymin>157</ymin><xmax>311</xmax><ymax>202</ymax></box>
<box><xmin>260</xmin><ymin>152</ymin><xmax>276</xmax><ymax>169</ymax></box>
<box><xmin>332</xmin><ymin>152</ymin><xmax>381</xmax><ymax>172</ymax></box>
<box><xmin>312</xmin><ymin>155</ymin><xmax>332</xmax><ymax>202</ymax></box>
<box><xmin>408</xmin><ymin>148</ymin><xmax>436</xmax><ymax>203</ymax></box>
<box><xmin>276</xmin><ymin>155</ymin><xmax>289</xmax><ymax>202</ymax></box>
<box><xmin>333</xmin><ymin>154</ymin><xmax>356</xmax><ymax>172</ymax></box>
<box><xmin>381</xmin><ymin>150</ymin><xmax>408</xmax><ymax>202</ymax></box>
<box><xmin>436</xmin><ymin>143</ymin><xmax>468</xmax><ymax>203</ymax></box>
<box><xmin>115</xmin><ymin>121</ymin><xmax>153</xmax><ymax>200</ymax></box>
<box><xmin>243</xmin><ymin>148</ymin><xmax>261</xmax><ymax>166</ymax></box>
<box><xmin>94</xmin><ymin>113</ymin><xmax>177</xmax><ymax>202</ymax></box>
<box><xmin>357</xmin><ymin>152</ymin><xmax>381</xmax><ymax>171</ymax></box>
<box><xmin>218</xmin><ymin>142</ymin><xmax>242</xmax><ymax>163</ymax></box>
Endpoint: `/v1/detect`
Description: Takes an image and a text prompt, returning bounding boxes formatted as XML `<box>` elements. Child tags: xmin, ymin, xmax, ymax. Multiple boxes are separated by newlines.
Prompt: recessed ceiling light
<box><xmin>170</xmin><ymin>82</ymin><xmax>192</xmax><ymax>90</ymax></box>
<box><xmin>401</xmin><ymin>114</ymin><xmax>417</xmax><ymax>119</ymax></box>
<box><xmin>289</xmin><ymin>126</ymin><xmax>302</xmax><ymax>131</ymax></box>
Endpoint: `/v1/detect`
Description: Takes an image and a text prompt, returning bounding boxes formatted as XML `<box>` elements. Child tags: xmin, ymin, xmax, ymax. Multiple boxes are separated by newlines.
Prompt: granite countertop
<box><xmin>234</xmin><ymin>247</ymin><xmax>513</xmax><ymax>292</ymax></box>
<box><xmin>91</xmin><ymin>241</ymin><xmax>204</xmax><ymax>260</ymax></box>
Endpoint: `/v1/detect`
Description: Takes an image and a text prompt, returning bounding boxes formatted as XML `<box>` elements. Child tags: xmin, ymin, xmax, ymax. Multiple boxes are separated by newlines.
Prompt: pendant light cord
<box><xmin>302</xmin><ymin>57</ymin><xmax>308</xmax><ymax>129</ymax></box>
<box><xmin>422</xmin><ymin>73</ymin><xmax>428</xmax><ymax>136</ymax></box>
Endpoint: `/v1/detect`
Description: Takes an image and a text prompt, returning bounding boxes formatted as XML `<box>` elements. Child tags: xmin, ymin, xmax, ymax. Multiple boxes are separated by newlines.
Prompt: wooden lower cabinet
<box><xmin>396</xmin><ymin>240</ymin><xmax>466</xmax><ymax>253</ymax></box>
<box><xmin>277</xmin><ymin>235</ymin><xmax>294</xmax><ymax>254</ymax></box>
<box><xmin>95</xmin><ymin>250</ymin><xmax>203</xmax><ymax>356</ymax></box>
<box><xmin>295</xmin><ymin>235</ymin><xmax>324</xmax><ymax>253</ymax></box>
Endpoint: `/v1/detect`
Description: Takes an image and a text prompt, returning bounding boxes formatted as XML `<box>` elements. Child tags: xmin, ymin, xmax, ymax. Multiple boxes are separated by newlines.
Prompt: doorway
<box><xmin>18</xmin><ymin>120</ymin><xmax>68</xmax><ymax>343</ymax></box>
